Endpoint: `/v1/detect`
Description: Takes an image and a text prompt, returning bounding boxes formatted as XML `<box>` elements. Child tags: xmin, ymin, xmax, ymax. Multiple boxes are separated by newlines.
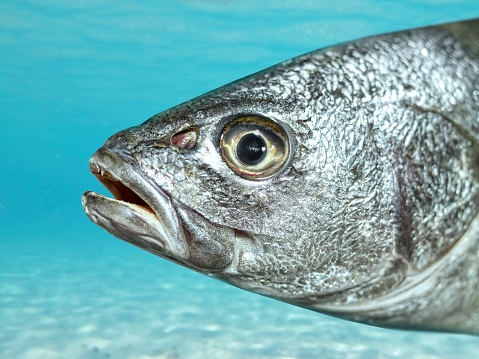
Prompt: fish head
<box><xmin>83</xmin><ymin>48</ymin><xmax>400</xmax><ymax>305</ymax></box>
<box><xmin>82</xmin><ymin>28</ymin><xmax>479</xmax><ymax>332</ymax></box>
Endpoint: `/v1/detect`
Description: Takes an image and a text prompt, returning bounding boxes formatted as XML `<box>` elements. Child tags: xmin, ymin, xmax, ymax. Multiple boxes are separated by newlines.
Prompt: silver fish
<box><xmin>82</xmin><ymin>19</ymin><xmax>479</xmax><ymax>335</ymax></box>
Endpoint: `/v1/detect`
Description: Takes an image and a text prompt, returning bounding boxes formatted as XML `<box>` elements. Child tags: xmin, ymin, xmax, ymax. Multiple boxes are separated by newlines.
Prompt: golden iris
<box><xmin>220</xmin><ymin>115</ymin><xmax>291</xmax><ymax>180</ymax></box>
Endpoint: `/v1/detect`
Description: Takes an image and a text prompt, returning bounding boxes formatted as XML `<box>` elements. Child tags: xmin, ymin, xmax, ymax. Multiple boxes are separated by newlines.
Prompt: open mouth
<box><xmin>91</xmin><ymin>166</ymin><xmax>156</xmax><ymax>216</ymax></box>
<box><xmin>82</xmin><ymin>146</ymin><xmax>190</xmax><ymax>260</ymax></box>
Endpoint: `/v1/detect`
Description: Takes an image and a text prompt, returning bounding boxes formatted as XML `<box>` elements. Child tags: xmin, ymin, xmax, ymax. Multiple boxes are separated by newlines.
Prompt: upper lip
<box><xmin>88</xmin><ymin>146</ymin><xmax>169</xmax><ymax>217</ymax></box>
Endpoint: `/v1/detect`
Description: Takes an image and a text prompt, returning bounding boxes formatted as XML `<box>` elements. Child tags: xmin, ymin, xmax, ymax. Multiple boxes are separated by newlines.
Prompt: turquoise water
<box><xmin>2</xmin><ymin>1</ymin><xmax>479</xmax><ymax>358</ymax></box>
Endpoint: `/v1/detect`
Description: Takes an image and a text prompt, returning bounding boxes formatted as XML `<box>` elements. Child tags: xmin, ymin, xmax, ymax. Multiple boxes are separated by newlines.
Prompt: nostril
<box><xmin>170</xmin><ymin>127</ymin><xmax>199</xmax><ymax>150</ymax></box>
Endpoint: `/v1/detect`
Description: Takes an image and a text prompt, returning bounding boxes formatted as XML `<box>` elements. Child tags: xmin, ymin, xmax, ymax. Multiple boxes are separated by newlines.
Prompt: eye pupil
<box><xmin>236</xmin><ymin>133</ymin><xmax>267</xmax><ymax>166</ymax></box>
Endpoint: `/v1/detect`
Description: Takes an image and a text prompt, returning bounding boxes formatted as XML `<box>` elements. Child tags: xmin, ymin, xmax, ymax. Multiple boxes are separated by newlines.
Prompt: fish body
<box><xmin>83</xmin><ymin>19</ymin><xmax>479</xmax><ymax>334</ymax></box>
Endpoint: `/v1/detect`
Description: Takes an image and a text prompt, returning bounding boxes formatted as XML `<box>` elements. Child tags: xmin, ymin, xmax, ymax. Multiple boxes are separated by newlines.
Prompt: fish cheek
<box><xmin>175</xmin><ymin>201</ymin><xmax>235</xmax><ymax>271</ymax></box>
<box><xmin>187</xmin><ymin>236</ymin><xmax>233</xmax><ymax>271</ymax></box>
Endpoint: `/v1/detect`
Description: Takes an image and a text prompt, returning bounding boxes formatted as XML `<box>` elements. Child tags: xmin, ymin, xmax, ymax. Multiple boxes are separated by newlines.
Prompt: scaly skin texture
<box><xmin>83</xmin><ymin>19</ymin><xmax>479</xmax><ymax>334</ymax></box>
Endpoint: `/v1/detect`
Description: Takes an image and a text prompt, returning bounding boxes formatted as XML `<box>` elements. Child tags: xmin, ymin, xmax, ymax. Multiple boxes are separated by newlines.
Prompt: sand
<box><xmin>1</xmin><ymin>236</ymin><xmax>478</xmax><ymax>359</ymax></box>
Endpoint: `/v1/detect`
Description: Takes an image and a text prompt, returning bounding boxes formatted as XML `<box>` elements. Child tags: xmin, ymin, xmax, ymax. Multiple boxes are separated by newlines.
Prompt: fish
<box><xmin>82</xmin><ymin>18</ymin><xmax>479</xmax><ymax>335</ymax></box>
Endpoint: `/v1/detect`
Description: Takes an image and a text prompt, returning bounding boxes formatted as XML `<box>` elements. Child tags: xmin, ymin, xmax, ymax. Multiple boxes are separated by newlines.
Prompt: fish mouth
<box><xmin>81</xmin><ymin>146</ymin><xmax>189</xmax><ymax>261</ymax></box>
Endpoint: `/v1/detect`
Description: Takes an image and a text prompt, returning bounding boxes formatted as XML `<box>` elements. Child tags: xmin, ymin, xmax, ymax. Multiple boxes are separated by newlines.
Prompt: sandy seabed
<box><xmin>1</xmin><ymin>237</ymin><xmax>478</xmax><ymax>359</ymax></box>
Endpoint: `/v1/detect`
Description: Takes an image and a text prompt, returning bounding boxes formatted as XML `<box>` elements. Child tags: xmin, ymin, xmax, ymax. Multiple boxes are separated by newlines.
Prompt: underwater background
<box><xmin>2</xmin><ymin>0</ymin><xmax>479</xmax><ymax>358</ymax></box>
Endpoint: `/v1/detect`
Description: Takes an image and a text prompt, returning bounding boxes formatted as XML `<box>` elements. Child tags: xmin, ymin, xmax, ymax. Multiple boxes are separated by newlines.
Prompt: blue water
<box><xmin>2</xmin><ymin>1</ymin><xmax>479</xmax><ymax>358</ymax></box>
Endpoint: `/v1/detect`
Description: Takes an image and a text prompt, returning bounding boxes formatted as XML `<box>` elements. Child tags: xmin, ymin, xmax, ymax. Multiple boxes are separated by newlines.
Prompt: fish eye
<box><xmin>220</xmin><ymin>115</ymin><xmax>291</xmax><ymax>180</ymax></box>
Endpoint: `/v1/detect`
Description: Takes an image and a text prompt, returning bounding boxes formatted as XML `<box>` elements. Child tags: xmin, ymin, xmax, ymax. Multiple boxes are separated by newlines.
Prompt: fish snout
<box><xmin>101</xmin><ymin>130</ymin><xmax>136</xmax><ymax>154</ymax></box>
